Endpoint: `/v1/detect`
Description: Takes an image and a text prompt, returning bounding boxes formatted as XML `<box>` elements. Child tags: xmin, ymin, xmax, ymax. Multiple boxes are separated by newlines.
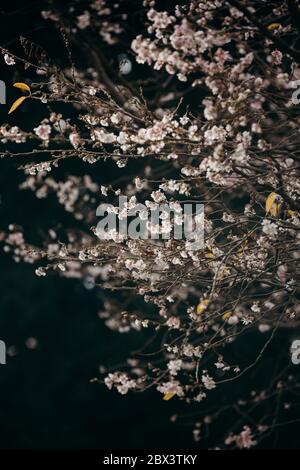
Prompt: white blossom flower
<box><xmin>69</xmin><ymin>132</ymin><xmax>81</xmax><ymax>149</ymax></box>
<box><xmin>4</xmin><ymin>53</ymin><xmax>15</xmax><ymax>65</ymax></box>
<box><xmin>35</xmin><ymin>267</ymin><xmax>46</xmax><ymax>277</ymax></box>
<box><xmin>167</xmin><ymin>359</ymin><xmax>182</xmax><ymax>376</ymax></box>
<box><xmin>165</xmin><ymin>317</ymin><xmax>181</xmax><ymax>329</ymax></box>
<box><xmin>194</xmin><ymin>392</ymin><xmax>206</xmax><ymax>402</ymax></box>
<box><xmin>77</xmin><ymin>11</ymin><xmax>90</xmax><ymax>29</ymax></box>
<box><xmin>262</xmin><ymin>219</ymin><xmax>278</xmax><ymax>237</ymax></box>
<box><xmin>201</xmin><ymin>373</ymin><xmax>216</xmax><ymax>390</ymax></box>
<box><xmin>34</xmin><ymin>124</ymin><xmax>51</xmax><ymax>141</ymax></box>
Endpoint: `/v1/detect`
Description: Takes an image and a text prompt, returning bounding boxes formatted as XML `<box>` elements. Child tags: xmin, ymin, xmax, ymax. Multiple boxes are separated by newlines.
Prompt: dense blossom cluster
<box><xmin>1</xmin><ymin>0</ymin><xmax>300</xmax><ymax>449</ymax></box>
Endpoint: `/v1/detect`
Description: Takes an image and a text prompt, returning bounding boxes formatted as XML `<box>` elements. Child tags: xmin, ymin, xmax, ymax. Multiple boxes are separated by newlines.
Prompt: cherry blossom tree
<box><xmin>1</xmin><ymin>0</ymin><xmax>300</xmax><ymax>449</ymax></box>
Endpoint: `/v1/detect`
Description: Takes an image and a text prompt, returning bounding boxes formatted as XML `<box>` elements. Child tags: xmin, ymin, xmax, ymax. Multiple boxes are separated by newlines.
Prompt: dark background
<box><xmin>0</xmin><ymin>0</ymin><xmax>299</xmax><ymax>450</ymax></box>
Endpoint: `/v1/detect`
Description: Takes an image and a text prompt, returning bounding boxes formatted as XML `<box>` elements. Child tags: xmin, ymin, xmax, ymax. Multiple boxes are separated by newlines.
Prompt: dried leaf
<box><xmin>269</xmin><ymin>201</ymin><xmax>281</xmax><ymax>217</ymax></box>
<box><xmin>265</xmin><ymin>192</ymin><xmax>277</xmax><ymax>215</ymax></box>
<box><xmin>8</xmin><ymin>96</ymin><xmax>28</xmax><ymax>114</ymax></box>
<box><xmin>196</xmin><ymin>299</ymin><xmax>209</xmax><ymax>315</ymax></box>
<box><xmin>163</xmin><ymin>392</ymin><xmax>176</xmax><ymax>401</ymax></box>
<box><xmin>13</xmin><ymin>82</ymin><xmax>31</xmax><ymax>93</ymax></box>
<box><xmin>267</xmin><ymin>23</ymin><xmax>281</xmax><ymax>31</ymax></box>
<box><xmin>222</xmin><ymin>311</ymin><xmax>232</xmax><ymax>320</ymax></box>
<box><xmin>205</xmin><ymin>245</ymin><xmax>214</xmax><ymax>259</ymax></box>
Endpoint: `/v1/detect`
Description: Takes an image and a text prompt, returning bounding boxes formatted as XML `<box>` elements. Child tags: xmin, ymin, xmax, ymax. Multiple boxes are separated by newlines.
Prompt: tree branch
<box><xmin>227</xmin><ymin>0</ymin><xmax>300</xmax><ymax>64</ymax></box>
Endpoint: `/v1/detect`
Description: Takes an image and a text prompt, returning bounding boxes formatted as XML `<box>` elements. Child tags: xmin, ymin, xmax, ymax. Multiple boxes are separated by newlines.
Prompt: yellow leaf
<box><xmin>163</xmin><ymin>392</ymin><xmax>176</xmax><ymax>401</ymax></box>
<box><xmin>267</xmin><ymin>23</ymin><xmax>281</xmax><ymax>31</ymax></box>
<box><xmin>205</xmin><ymin>245</ymin><xmax>214</xmax><ymax>259</ymax></box>
<box><xmin>222</xmin><ymin>311</ymin><xmax>232</xmax><ymax>320</ymax></box>
<box><xmin>265</xmin><ymin>192</ymin><xmax>282</xmax><ymax>217</ymax></box>
<box><xmin>287</xmin><ymin>210</ymin><xmax>296</xmax><ymax>217</ymax></box>
<box><xmin>269</xmin><ymin>202</ymin><xmax>281</xmax><ymax>217</ymax></box>
<box><xmin>196</xmin><ymin>299</ymin><xmax>209</xmax><ymax>315</ymax></box>
<box><xmin>13</xmin><ymin>82</ymin><xmax>31</xmax><ymax>93</ymax></box>
<box><xmin>8</xmin><ymin>96</ymin><xmax>28</xmax><ymax>114</ymax></box>
<box><xmin>265</xmin><ymin>192</ymin><xmax>278</xmax><ymax>215</ymax></box>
